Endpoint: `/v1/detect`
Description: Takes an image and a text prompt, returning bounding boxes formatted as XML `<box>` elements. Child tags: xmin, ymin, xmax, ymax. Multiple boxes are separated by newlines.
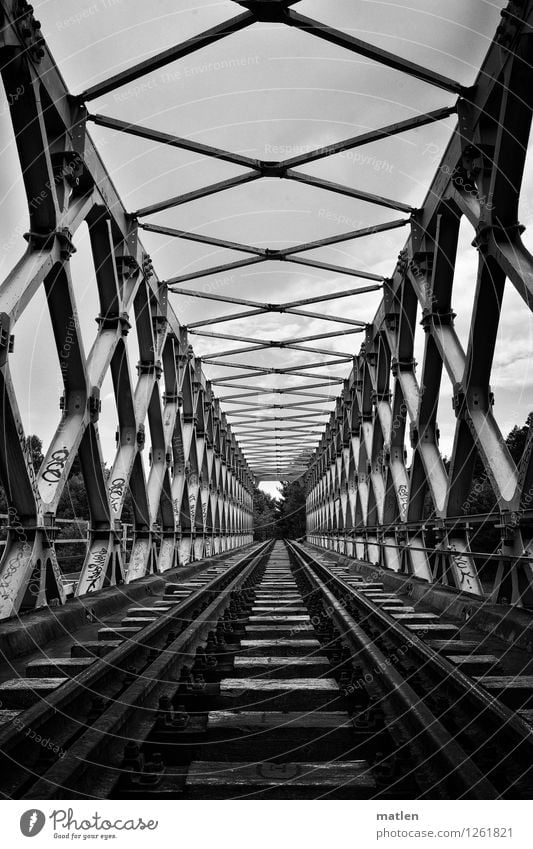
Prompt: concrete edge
<box><xmin>0</xmin><ymin>545</ymin><xmax>253</xmax><ymax>661</ymax></box>
<box><xmin>305</xmin><ymin>544</ymin><xmax>533</xmax><ymax>653</ymax></box>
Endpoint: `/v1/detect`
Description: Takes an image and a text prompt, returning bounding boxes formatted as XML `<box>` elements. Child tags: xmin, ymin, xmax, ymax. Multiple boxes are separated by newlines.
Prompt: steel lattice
<box><xmin>1</xmin><ymin>0</ymin><xmax>533</xmax><ymax>616</ymax></box>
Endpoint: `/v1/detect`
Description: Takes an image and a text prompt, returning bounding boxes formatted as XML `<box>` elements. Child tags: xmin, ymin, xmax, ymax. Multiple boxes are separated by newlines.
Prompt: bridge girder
<box><xmin>0</xmin><ymin>0</ymin><xmax>533</xmax><ymax>613</ymax></box>
<box><xmin>306</xmin><ymin>1</ymin><xmax>533</xmax><ymax>605</ymax></box>
<box><xmin>0</xmin><ymin>0</ymin><xmax>255</xmax><ymax>618</ymax></box>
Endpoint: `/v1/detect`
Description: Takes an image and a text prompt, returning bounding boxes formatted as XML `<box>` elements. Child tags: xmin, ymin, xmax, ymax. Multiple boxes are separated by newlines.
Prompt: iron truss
<box><xmin>0</xmin><ymin>0</ymin><xmax>532</xmax><ymax>613</ymax></box>
<box><xmin>77</xmin><ymin>0</ymin><xmax>463</xmax><ymax>484</ymax></box>
<box><xmin>0</xmin><ymin>0</ymin><xmax>258</xmax><ymax>619</ymax></box>
<box><xmin>304</xmin><ymin>1</ymin><xmax>533</xmax><ymax>605</ymax></box>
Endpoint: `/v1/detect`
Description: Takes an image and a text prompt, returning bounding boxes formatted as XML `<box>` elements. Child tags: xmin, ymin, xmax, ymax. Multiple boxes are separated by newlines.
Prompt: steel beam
<box><xmin>277</xmin><ymin>107</ymin><xmax>457</xmax><ymax>169</ymax></box>
<box><xmin>88</xmin><ymin>115</ymin><xmax>262</xmax><ymax>170</ymax></box>
<box><xmin>80</xmin><ymin>12</ymin><xmax>255</xmax><ymax>101</ymax></box>
<box><xmin>135</xmin><ymin>172</ymin><xmax>261</xmax><ymax>218</ymax></box>
<box><xmin>286</xmin><ymin>10</ymin><xmax>467</xmax><ymax>95</ymax></box>
<box><xmin>286</xmin><ymin>169</ymin><xmax>415</xmax><ymax>213</ymax></box>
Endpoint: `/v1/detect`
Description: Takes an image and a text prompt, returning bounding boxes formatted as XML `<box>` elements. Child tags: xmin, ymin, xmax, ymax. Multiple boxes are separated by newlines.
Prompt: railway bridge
<box><xmin>0</xmin><ymin>0</ymin><xmax>533</xmax><ymax>800</ymax></box>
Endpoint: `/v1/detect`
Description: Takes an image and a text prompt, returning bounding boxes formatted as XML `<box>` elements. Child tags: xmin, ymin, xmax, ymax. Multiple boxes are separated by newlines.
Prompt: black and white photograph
<box><xmin>0</xmin><ymin>0</ymin><xmax>532</xmax><ymax>844</ymax></box>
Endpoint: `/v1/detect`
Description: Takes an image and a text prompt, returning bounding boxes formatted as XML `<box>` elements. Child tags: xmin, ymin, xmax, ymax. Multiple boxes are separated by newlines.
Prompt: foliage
<box><xmin>275</xmin><ymin>479</ymin><xmax>306</xmax><ymax>539</ymax></box>
<box><xmin>465</xmin><ymin>414</ymin><xmax>532</xmax><ymax>517</ymax></box>
<box><xmin>27</xmin><ymin>434</ymin><xmax>44</xmax><ymax>474</ymax></box>
<box><xmin>506</xmin><ymin>413</ymin><xmax>532</xmax><ymax>463</ymax></box>
<box><xmin>252</xmin><ymin>487</ymin><xmax>277</xmax><ymax>540</ymax></box>
<box><xmin>0</xmin><ymin>434</ymin><xmax>44</xmax><ymax>517</ymax></box>
<box><xmin>252</xmin><ymin>479</ymin><xmax>307</xmax><ymax>539</ymax></box>
<box><xmin>2</xmin><ymin>415</ymin><xmax>531</xmax><ymax>561</ymax></box>
<box><xmin>462</xmin><ymin>413</ymin><xmax>532</xmax><ymax>555</ymax></box>
<box><xmin>57</xmin><ymin>471</ymin><xmax>89</xmax><ymax>519</ymax></box>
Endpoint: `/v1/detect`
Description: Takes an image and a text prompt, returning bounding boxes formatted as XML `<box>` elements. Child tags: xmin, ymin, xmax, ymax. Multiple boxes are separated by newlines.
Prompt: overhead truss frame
<box><xmin>0</xmin><ymin>0</ymin><xmax>532</xmax><ymax>612</ymax></box>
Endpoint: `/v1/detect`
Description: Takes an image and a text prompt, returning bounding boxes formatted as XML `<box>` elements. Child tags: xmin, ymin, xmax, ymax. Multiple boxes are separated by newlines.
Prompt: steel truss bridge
<box><xmin>0</xmin><ymin>0</ymin><xmax>532</xmax><ymax>620</ymax></box>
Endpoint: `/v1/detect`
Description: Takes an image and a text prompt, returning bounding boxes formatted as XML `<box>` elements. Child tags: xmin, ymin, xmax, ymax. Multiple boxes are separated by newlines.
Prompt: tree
<box><xmin>253</xmin><ymin>487</ymin><xmax>277</xmax><ymax>540</ymax></box>
<box><xmin>506</xmin><ymin>412</ymin><xmax>532</xmax><ymax>464</ymax></box>
<box><xmin>464</xmin><ymin>412</ymin><xmax>533</xmax><ymax>555</ymax></box>
<box><xmin>0</xmin><ymin>434</ymin><xmax>43</xmax><ymax>517</ymax></box>
<box><xmin>27</xmin><ymin>434</ymin><xmax>44</xmax><ymax>474</ymax></box>
<box><xmin>57</xmin><ymin>471</ymin><xmax>89</xmax><ymax>520</ymax></box>
<box><xmin>275</xmin><ymin>479</ymin><xmax>306</xmax><ymax>539</ymax></box>
<box><xmin>465</xmin><ymin>414</ymin><xmax>533</xmax><ymax>517</ymax></box>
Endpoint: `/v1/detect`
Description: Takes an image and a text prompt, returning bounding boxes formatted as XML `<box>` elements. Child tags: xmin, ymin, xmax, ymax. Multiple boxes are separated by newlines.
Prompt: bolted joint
<box><xmin>409</xmin><ymin>250</ymin><xmax>434</xmax><ymax>281</ymax></box>
<box><xmin>88</xmin><ymin>387</ymin><xmax>101</xmax><ymax>423</ymax></box>
<box><xmin>264</xmin><ymin>248</ymin><xmax>284</xmax><ymax>260</ymax></box>
<box><xmin>470</xmin><ymin>387</ymin><xmax>495</xmax><ymax>410</ymax></box>
<box><xmin>137</xmin><ymin>425</ymin><xmax>145</xmax><ymax>450</ymax></box>
<box><xmin>116</xmin><ymin>255</ymin><xmax>140</xmax><ymax>282</ymax></box>
<box><xmin>163</xmin><ymin>392</ymin><xmax>179</xmax><ymax>404</ymax></box>
<box><xmin>152</xmin><ymin>314</ymin><xmax>167</xmax><ymax>337</ymax></box>
<box><xmin>56</xmin><ymin>227</ymin><xmax>76</xmax><ymax>259</ymax></box>
<box><xmin>496</xmin><ymin>3</ymin><xmax>527</xmax><ymax>46</ymax></box>
<box><xmin>473</xmin><ymin>220</ymin><xmax>526</xmax><ymax>253</ymax></box>
<box><xmin>460</xmin><ymin>143</ymin><xmax>495</xmax><ymax>179</ymax></box>
<box><xmin>495</xmin><ymin>509</ymin><xmax>521</xmax><ymax>539</ymax></box>
<box><xmin>235</xmin><ymin>0</ymin><xmax>294</xmax><ymax>21</ymax></box>
<box><xmin>391</xmin><ymin>356</ymin><xmax>416</xmax><ymax>376</ymax></box>
<box><xmin>409</xmin><ymin>422</ymin><xmax>419</xmax><ymax>449</ymax></box>
<box><xmin>452</xmin><ymin>383</ymin><xmax>494</xmax><ymax>417</ymax></box>
<box><xmin>259</xmin><ymin>162</ymin><xmax>287</xmax><ymax>178</ymax></box>
<box><xmin>0</xmin><ymin>313</ymin><xmax>12</xmax><ymax>368</ymax></box>
<box><xmin>136</xmin><ymin>360</ymin><xmax>162</xmax><ymax>379</ymax></box>
<box><xmin>413</xmin><ymin>422</ymin><xmax>439</xmax><ymax>444</ymax></box>
<box><xmin>420</xmin><ymin>306</ymin><xmax>456</xmax><ymax>332</ymax></box>
<box><xmin>142</xmin><ymin>253</ymin><xmax>154</xmax><ymax>279</ymax></box>
<box><xmin>371</xmin><ymin>390</ymin><xmax>392</xmax><ymax>406</ymax></box>
<box><xmin>96</xmin><ymin>310</ymin><xmax>131</xmax><ymax>335</ymax></box>
<box><xmin>14</xmin><ymin>0</ymin><xmax>45</xmax><ymax>61</ymax></box>
<box><xmin>395</xmin><ymin>526</ymin><xmax>408</xmax><ymax>544</ymax></box>
<box><xmin>24</xmin><ymin>227</ymin><xmax>76</xmax><ymax>259</ymax></box>
<box><xmin>363</xmin><ymin>347</ymin><xmax>377</xmax><ymax>366</ymax></box>
<box><xmin>51</xmin><ymin>151</ymin><xmax>93</xmax><ymax>194</ymax></box>
<box><xmin>350</xmin><ymin>410</ymin><xmax>362</xmax><ymax>433</ymax></box>
<box><xmin>449</xmin><ymin>161</ymin><xmax>477</xmax><ymax>195</ymax></box>
<box><xmin>396</xmin><ymin>248</ymin><xmax>409</xmax><ymax>275</ymax></box>
<box><xmin>452</xmin><ymin>382</ymin><xmax>467</xmax><ymax>418</ymax></box>
<box><xmin>383</xmin><ymin>284</ymin><xmax>400</xmax><ymax>331</ymax></box>
<box><xmin>432</xmin><ymin>518</ymin><xmax>446</xmax><ymax>542</ymax></box>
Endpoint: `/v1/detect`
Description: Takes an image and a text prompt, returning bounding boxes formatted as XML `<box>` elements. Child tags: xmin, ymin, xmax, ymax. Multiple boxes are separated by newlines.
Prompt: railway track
<box><xmin>0</xmin><ymin>540</ymin><xmax>532</xmax><ymax>799</ymax></box>
<box><xmin>0</xmin><ymin>541</ymin><xmax>271</xmax><ymax>799</ymax></box>
<box><xmin>290</xmin><ymin>541</ymin><xmax>533</xmax><ymax>799</ymax></box>
<box><xmin>305</xmin><ymin>544</ymin><xmax>533</xmax><ymax>717</ymax></box>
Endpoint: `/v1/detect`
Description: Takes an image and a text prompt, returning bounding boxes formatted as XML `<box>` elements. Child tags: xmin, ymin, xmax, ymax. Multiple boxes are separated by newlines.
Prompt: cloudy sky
<box><xmin>1</xmin><ymin>0</ymin><xmax>532</xmax><ymax>499</ymax></box>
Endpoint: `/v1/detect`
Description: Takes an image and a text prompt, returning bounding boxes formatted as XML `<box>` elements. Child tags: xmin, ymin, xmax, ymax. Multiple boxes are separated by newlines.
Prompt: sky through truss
<box><xmin>1</xmin><ymin>0</ymin><xmax>532</xmax><ymax>497</ymax></box>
